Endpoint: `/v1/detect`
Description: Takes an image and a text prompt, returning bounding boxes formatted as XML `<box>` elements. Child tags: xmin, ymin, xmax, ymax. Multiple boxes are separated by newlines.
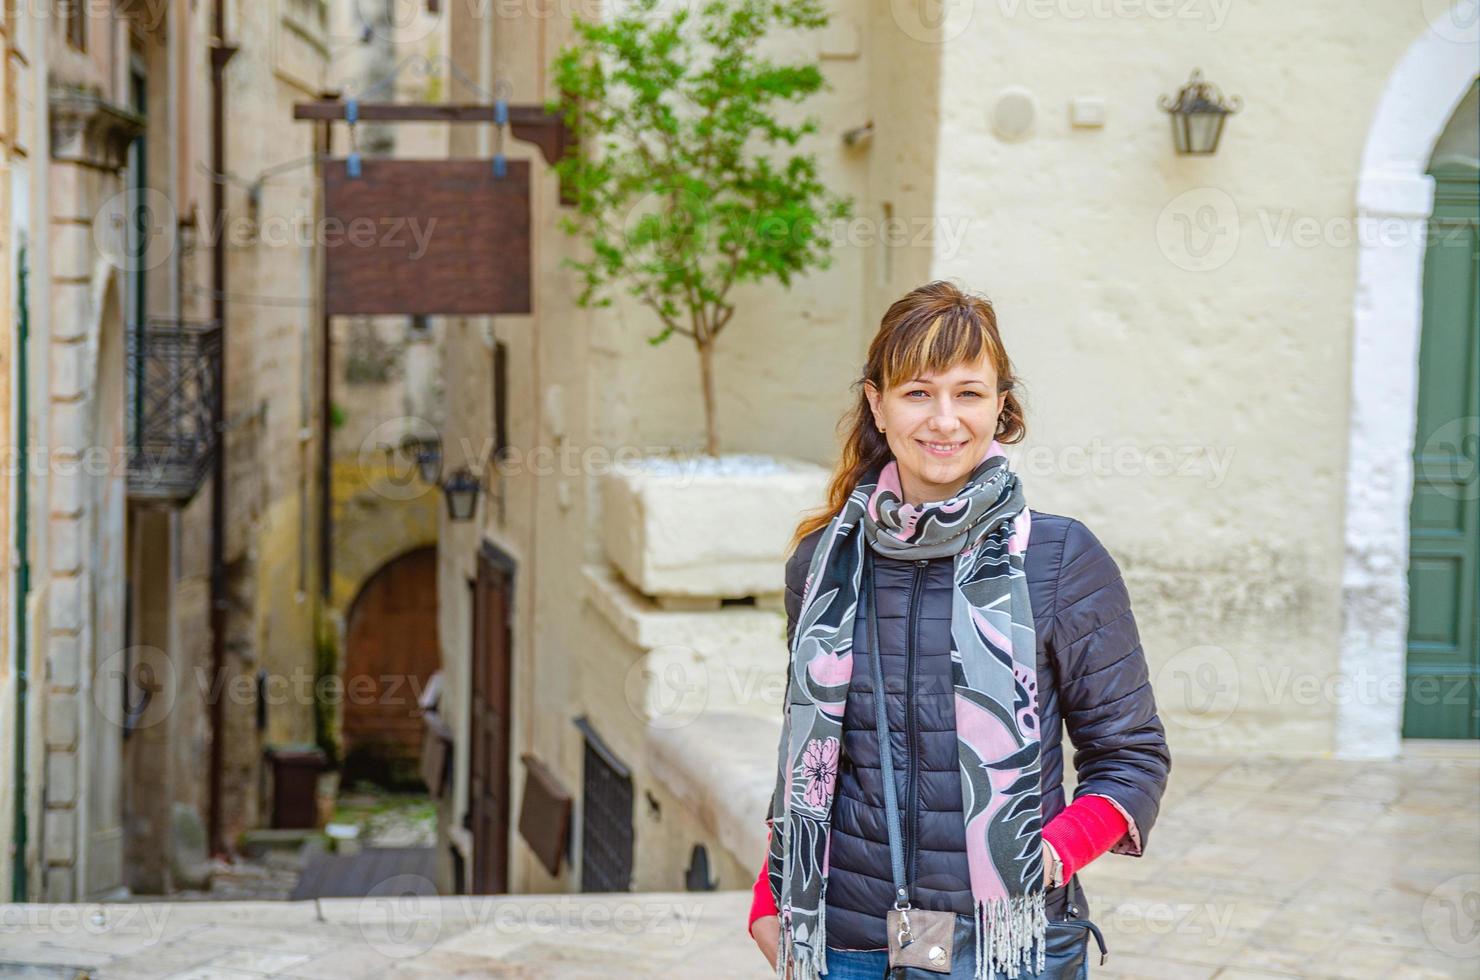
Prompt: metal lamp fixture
<box><xmin>1159</xmin><ymin>69</ymin><xmax>1241</xmax><ymax>155</ymax></box>
<box><xmin>401</xmin><ymin>432</ymin><xmax>443</xmax><ymax>485</ymax></box>
<box><xmin>442</xmin><ymin>467</ymin><xmax>481</xmax><ymax>522</ymax></box>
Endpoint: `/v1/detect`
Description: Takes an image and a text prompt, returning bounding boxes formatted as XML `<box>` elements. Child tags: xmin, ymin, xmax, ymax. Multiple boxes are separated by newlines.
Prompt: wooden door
<box><xmin>470</xmin><ymin>545</ymin><xmax>515</xmax><ymax>893</ymax></box>
<box><xmin>343</xmin><ymin>548</ymin><xmax>440</xmax><ymax>784</ymax></box>
<box><xmin>1404</xmin><ymin>158</ymin><xmax>1480</xmax><ymax>739</ymax></box>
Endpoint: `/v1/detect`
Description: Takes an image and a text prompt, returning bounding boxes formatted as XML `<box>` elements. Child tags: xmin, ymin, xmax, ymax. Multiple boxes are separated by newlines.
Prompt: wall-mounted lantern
<box><xmin>1159</xmin><ymin>69</ymin><xmax>1241</xmax><ymax>155</ymax></box>
<box><xmin>401</xmin><ymin>432</ymin><xmax>443</xmax><ymax>485</ymax></box>
<box><xmin>442</xmin><ymin>467</ymin><xmax>481</xmax><ymax>522</ymax></box>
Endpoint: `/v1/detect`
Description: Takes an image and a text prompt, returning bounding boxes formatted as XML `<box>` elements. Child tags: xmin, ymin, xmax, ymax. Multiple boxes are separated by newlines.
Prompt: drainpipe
<box><xmin>207</xmin><ymin>0</ymin><xmax>237</xmax><ymax>859</ymax></box>
<box><xmin>11</xmin><ymin>243</ymin><xmax>30</xmax><ymax>901</ymax></box>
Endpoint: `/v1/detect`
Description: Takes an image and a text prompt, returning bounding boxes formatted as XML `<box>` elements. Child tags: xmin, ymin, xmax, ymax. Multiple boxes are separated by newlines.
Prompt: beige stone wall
<box><xmin>14</xmin><ymin>0</ymin><xmax>339</xmax><ymax>896</ymax></box>
<box><xmin>36</xmin><ymin>2</ymin><xmax>136</xmax><ymax>905</ymax></box>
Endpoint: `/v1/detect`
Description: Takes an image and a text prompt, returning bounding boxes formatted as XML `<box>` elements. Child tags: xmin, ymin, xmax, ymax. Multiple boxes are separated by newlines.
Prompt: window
<box><xmin>574</xmin><ymin>717</ymin><xmax>634</xmax><ymax>893</ymax></box>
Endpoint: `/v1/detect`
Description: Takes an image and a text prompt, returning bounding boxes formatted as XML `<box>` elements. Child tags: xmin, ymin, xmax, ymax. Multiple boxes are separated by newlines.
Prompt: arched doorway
<box><xmin>342</xmin><ymin>547</ymin><xmax>440</xmax><ymax>787</ymax></box>
<box><xmin>1337</xmin><ymin>5</ymin><xmax>1479</xmax><ymax>757</ymax></box>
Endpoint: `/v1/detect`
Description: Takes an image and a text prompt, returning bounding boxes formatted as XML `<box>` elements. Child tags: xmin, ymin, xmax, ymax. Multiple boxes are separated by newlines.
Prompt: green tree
<box><xmin>550</xmin><ymin>0</ymin><xmax>853</xmax><ymax>456</ymax></box>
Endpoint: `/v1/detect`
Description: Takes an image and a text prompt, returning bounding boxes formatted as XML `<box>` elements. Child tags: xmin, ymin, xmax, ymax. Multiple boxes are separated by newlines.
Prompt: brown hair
<box><xmin>787</xmin><ymin>280</ymin><xmax>1027</xmax><ymax>554</ymax></box>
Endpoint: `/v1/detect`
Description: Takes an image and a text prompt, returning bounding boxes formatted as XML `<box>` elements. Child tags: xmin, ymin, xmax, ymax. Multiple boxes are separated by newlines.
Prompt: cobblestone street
<box><xmin>1</xmin><ymin>750</ymin><xmax>1476</xmax><ymax>979</ymax></box>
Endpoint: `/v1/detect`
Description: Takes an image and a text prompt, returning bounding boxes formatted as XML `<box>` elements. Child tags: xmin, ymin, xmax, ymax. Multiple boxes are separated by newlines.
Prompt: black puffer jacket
<box><xmin>777</xmin><ymin>511</ymin><xmax>1171</xmax><ymax>952</ymax></box>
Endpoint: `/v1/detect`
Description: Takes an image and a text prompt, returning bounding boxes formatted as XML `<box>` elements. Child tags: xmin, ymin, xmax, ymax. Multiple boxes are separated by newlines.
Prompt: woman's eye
<box><xmin>904</xmin><ymin>389</ymin><xmax>981</xmax><ymax>398</ymax></box>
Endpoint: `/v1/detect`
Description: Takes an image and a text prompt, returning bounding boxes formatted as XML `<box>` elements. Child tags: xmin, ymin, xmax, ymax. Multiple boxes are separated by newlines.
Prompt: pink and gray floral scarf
<box><xmin>767</xmin><ymin>439</ymin><xmax>1048</xmax><ymax>979</ymax></box>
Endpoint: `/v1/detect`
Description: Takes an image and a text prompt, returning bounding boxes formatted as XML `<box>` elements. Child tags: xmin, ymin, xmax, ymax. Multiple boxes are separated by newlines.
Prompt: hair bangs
<box><xmin>879</xmin><ymin>308</ymin><xmax>1001</xmax><ymax>391</ymax></box>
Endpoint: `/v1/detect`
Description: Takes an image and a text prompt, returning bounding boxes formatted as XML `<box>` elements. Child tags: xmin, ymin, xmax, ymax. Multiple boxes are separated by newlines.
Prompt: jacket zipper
<box><xmin>903</xmin><ymin>558</ymin><xmax>927</xmax><ymax>898</ymax></box>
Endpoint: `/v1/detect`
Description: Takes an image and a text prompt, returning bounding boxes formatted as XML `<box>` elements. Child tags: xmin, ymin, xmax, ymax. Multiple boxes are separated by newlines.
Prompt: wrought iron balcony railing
<box><xmin>126</xmin><ymin>317</ymin><xmax>223</xmax><ymax>502</ymax></box>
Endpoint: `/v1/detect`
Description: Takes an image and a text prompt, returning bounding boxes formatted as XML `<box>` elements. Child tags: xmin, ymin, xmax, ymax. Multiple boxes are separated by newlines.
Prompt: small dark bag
<box><xmin>884</xmin><ymin>877</ymin><xmax>1108</xmax><ymax>980</ymax></box>
<box><xmin>861</xmin><ymin>553</ymin><xmax>1109</xmax><ymax>980</ymax></box>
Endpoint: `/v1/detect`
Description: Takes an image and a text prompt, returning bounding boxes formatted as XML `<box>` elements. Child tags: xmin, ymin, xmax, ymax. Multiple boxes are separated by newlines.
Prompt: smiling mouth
<box><xmin>916</xmin><ymin>439</ymin><xmax>965</xmax><ymax>457</ymax></box>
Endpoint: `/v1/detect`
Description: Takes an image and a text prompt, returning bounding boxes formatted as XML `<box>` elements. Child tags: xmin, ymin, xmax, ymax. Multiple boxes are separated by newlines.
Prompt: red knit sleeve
<box><xmin>748</xmin><ymin>831</ymin><xmax>779</xmax><ymax>934</ymax></box>
<box><xmin>1041</xmin><ymin>794</ymin><xmax>1130</xmax><ymax>881</ymax></box>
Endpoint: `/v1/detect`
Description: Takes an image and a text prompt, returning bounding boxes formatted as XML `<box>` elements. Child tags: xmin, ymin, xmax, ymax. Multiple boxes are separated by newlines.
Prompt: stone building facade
<box><xmin>1</xmin><ymin>0</ymin><xmax>331</xmax><ymax>901</ymax></box>
<box><xmin>1</xmin><ymin>0</ymin><xmax>453</xmax><ymax>902</ymax></box>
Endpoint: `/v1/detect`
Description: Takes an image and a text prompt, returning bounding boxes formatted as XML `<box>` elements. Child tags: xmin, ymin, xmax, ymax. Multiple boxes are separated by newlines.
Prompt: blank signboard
<box><xmin>323</xmin><ymin>158</ymin><xmax>531</xmax><ymax>315</ymax></box>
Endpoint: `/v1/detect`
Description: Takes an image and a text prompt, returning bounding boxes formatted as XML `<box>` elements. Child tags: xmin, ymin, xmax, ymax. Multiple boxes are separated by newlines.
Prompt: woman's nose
<box><xmin>929</xmin><ymin>401</ymin><xmax>962</xmax><ymax>432</ymax></box>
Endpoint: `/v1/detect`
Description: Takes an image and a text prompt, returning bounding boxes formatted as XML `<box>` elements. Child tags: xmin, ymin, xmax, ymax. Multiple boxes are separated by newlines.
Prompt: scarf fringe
<box><xmin>779</xmin><ymin>889</ymin><xmax>1048</xmax><ymax>980</ymax></box>
<box><xmin>975</xmin><ymin>890</ymin><xmax>1049</xmax><ymax>979</ymax></box>
<box><xmin>777</xmin><ymin>889</ymin><xmax>832</xmax><ymax>978</ymax></box>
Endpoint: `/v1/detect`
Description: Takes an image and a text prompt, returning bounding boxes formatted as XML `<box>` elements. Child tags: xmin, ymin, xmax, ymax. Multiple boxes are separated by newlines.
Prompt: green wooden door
<box><xmin>1404</xmin><ymin>159</ymin><xmax>1480</xmax><ymax>739</ymax></box>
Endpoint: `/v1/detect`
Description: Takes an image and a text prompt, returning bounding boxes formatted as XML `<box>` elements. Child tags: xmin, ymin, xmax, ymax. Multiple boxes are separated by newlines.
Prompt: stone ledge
<box><xmin>49</xmin><ymin>86</ymin><xmax>145</xmax><ymax>171</ymax></box>
<box><xmin>583</xmin><ymin>564</ymin><xmax>784</xmax><ymax>652</ymax></box>
<box><xmin>601</xmin><ymin>454</ymin><xmax>827</xmax><ymax>599</ymax></box>
<box><xmin>584</xmin><ymin>565</ymin><xmax>789</xmax><ymax>724</ymax></box>
<box><xmin>646</xmin><ymin>711</ymin><xmax>779</xmax><ymax>875</ymax></box>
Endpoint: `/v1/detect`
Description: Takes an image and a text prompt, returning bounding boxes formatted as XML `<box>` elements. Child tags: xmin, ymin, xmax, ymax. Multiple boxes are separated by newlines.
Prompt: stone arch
<box><xmin>329</xmin><ymin>462</ymin><xmax>440</xmax><ymax>612</ymax></box>
<box><xmin>1337</xmin><ymin>1</ymin><xmax>1479</xmax><ymax>758</ymax></box>
<box><xmin>326</xmin><ymin>455</ymin><xmax>439</xmax><ymax>782</ymax></box>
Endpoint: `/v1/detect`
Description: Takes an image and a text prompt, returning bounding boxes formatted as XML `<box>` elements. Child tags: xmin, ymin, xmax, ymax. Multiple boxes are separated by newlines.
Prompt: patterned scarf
<box><xmin>767</xmin><ymin>439</ymin><xmax>1048</xmax><ymax>979</ymax></box>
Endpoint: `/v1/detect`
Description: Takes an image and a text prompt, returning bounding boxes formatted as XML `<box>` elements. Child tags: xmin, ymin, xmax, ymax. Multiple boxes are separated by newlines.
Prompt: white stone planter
<box><xmin>601</xmin><ymin>453</ymin><xmax>829</xmax><ymax>599</ymax></box>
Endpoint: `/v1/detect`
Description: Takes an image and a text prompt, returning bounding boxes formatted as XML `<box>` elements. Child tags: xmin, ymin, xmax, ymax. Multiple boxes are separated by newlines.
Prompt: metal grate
<box><xmin>126</xmin><ymin>317</ymin><xmax>222</xmax><ymax>502</ymax></box>
<box><xmin>574</xmin><ymin>716</ymin><xmax>633</xmax><ymax>893</ymax></box>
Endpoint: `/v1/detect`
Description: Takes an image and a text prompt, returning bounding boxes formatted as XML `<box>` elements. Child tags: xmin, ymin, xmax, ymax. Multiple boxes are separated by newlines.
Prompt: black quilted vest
<box><xmin>783</xmin><ymin>511</ymin><xmax>1170</xmax><ymax>952</ymax></box>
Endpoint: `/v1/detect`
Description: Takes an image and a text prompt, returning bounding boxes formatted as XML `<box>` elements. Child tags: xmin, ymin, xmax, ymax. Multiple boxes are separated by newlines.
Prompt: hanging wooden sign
<box><xmin>322</xmin><ymin>158</ymin><xmax>531</xmax><ymax>315</ymax></box>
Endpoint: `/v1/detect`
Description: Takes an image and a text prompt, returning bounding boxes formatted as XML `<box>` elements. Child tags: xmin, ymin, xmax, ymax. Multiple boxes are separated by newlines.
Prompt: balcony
<box><xmin>127</xmin><ymin>317</ymin><xmax>223</xmax><ymax>502</ymax></box>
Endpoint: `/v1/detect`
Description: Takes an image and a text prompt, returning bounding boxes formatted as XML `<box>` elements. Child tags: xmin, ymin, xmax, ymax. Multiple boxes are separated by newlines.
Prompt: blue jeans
<box><xmin>822</xmin><ymin>946</ymin><xmax>1090</xmax><ymax>980</ymax></box>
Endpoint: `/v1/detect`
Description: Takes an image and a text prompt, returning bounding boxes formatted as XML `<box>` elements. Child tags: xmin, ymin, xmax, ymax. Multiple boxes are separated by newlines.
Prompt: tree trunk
<box><xmin>696</xmin><ymin>335</ymin><xmax>720</xmax><ymax>457</ymax></box>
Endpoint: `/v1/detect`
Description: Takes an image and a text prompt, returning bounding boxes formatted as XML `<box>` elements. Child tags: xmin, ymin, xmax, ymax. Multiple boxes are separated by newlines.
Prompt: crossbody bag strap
<box><xmin>862</xmin><ymin>549</ymin><xmax>912</xmax><ymax>910</ymax></box>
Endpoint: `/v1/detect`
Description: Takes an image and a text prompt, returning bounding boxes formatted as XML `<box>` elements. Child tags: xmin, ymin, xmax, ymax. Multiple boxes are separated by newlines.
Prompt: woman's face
<box><xmin>864</xmin><ymin>354</ymin><xmax>1006</xmax><ymax>505</ymax></box>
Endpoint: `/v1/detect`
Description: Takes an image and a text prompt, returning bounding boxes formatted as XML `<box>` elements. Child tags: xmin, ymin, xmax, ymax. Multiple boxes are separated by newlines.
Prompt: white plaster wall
<box><xmin>926</xmin><ymin>2</ymin><xmax>1471</xmax><ymax>755</ymax></box>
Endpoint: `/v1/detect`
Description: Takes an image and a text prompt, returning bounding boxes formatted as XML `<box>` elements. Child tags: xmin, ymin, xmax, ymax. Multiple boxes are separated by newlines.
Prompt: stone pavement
<box><xmin>0</xmin><ymin>750</ymin><xmax>1476</xmax><ymax>979</ymax></box>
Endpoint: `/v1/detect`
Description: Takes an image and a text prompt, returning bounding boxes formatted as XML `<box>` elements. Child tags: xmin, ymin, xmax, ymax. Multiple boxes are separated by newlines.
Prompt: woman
<box><xmin>748</xmin><ymin>281</ymin><xmax>1171</xmax><ymax>980</ymax></box>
